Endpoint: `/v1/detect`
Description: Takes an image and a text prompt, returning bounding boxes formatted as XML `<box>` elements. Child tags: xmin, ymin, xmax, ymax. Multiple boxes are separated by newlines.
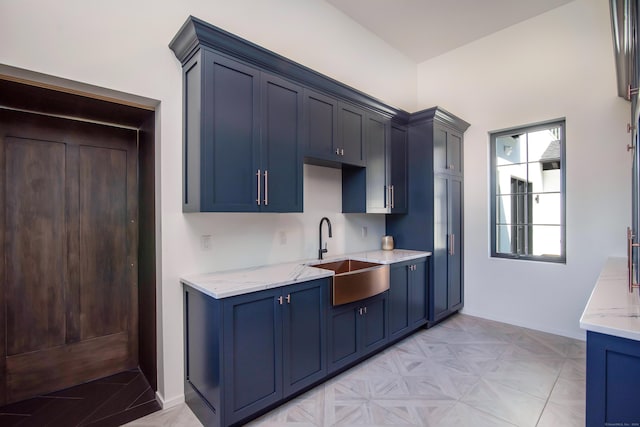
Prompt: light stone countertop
<box><xmin>181</xmin><ymin>249</ymin><xmax>431</xmax><ymax>299</ymax></box>
<box><xmin>580</xmin><ymin>257</ymin><xmax>640</xmax><ymax>341</ymax></box>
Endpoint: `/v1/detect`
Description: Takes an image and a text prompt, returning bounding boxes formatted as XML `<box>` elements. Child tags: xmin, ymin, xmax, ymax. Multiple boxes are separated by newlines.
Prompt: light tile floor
<box><xmin>125</xmin><ymin>314</ymin><xmax>586</xmax><ymax>426</ymax></box>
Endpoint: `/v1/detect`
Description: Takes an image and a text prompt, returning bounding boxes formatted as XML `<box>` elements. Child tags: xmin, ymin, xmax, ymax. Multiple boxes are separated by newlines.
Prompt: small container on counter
<box><xmin>381</xmin><ymin>235</ymin><xmax>394</xmax><ymax>251</ymax></box>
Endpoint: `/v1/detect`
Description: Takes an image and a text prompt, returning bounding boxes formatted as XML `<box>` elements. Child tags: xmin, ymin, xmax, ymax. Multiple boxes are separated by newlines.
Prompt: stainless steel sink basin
<box><xmin>312</xmin><ymin>259</ymin><xmax>389</xmax><ymax>306</ymax></box>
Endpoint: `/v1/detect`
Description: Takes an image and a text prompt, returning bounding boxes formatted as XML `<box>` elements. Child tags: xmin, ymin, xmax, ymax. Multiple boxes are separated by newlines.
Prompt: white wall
<box><xmin>0</xmin><ymin>0</ymin><xmax>416</xmax><ymax>407</ymax></box>
<box><xmin>417</xmin><ymin>0</ymin><xmax>630</xmax><ymax>339</ymax></box>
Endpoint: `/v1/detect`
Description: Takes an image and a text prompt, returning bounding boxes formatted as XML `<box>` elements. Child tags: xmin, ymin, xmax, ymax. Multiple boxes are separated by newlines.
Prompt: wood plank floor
<box><xmin>0</xmin><ymin>368</ymin><xmax>160</xmax><ymax>426</ymax></box>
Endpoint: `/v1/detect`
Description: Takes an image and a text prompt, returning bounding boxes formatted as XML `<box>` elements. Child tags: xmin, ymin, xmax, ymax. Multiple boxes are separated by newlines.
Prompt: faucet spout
<box><xmin>318</xmin><ymin>217</ymin><xmax>333</xmax><ymax>260</ymax></box>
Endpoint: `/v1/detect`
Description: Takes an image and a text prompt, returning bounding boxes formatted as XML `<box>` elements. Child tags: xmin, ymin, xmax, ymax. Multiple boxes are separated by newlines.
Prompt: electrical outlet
<box><xmin>201</xmin><ymin>235</ymin><xmax>212</xmax><ymax>251</ymax></box>
<box><xmin>279</xmin><ymin>231</ymin><xmax>287</xmax><ymax>245</ymax></box>
<box><xmin>361</xmin><ymin>226</ymin><xmax>368</xmax><ymax>238</ymax></box>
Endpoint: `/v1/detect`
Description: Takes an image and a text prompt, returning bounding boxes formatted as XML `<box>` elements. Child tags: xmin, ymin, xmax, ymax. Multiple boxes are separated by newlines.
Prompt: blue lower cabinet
<box><xmin>223</xmin><ymin>288</ymin><xmax>283</xmax><ymax>425</ymax></box>
<box><xmin>183</xmin><ymin>277</ymin><xmax>329</xmax><ymax>427</ymax></box>
<box><xmin>586</xmin><ymin>330</ymin><xmax>640</xmax><ymax>426</ymax></box>
<box><xmin>389</xmin><ymin>258</ymin><xmax>427</xmax><ymax>341</ymax></box>
<box><xmin>328</xmin><ymin>292</ymin><xmax>389</xmax><ymax>374</ymax></box>
<box><xmin>282</xmin><ymin>280</ymin><xmax>328</xmax><ymax>396</ymax></box>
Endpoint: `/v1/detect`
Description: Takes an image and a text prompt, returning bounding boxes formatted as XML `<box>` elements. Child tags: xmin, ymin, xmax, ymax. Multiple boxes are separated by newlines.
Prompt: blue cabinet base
<box><xmin>586</xmin><ymin>330</ymin><xmax>640</xmax><ymax>426</ymax></box>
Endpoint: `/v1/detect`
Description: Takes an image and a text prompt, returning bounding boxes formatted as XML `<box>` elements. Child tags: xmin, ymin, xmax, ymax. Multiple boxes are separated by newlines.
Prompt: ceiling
<box><xmin>325</xmin><ymin>0</ymin><xmax>576</xmax><ymax>63</ymax></box>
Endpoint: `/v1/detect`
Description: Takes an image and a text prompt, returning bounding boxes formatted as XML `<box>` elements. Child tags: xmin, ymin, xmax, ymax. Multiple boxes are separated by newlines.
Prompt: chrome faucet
<box><xmin>318</xmin><ymin>217</ymin><xmax>333</xmax><ymax>260</ymax></box>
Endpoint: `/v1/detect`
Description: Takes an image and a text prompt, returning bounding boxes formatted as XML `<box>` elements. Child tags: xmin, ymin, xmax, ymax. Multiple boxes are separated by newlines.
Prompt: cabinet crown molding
<box><xmin>408</xmin><ymin>106</ymin><xmax>470</xmax><ymax>132</ymax></box>
<box><xmin>169</xmin><ymin>15</ymin><xmax>408</xmax><ymax>120</ymax></box>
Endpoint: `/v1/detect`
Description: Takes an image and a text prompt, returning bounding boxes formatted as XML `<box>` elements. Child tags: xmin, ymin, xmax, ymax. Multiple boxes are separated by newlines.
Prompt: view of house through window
<box><xmin>490</xmin><ymin>120</ymin><xmax>565</xmax><ymax>263</ymax></box>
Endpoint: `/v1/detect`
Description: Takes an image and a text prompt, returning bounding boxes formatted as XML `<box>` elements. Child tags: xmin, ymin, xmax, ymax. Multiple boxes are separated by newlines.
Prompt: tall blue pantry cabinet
<box><xmin>386</xmin><ymin>107</ymin><xmax>469</xmax><ymax>326</ymax></box>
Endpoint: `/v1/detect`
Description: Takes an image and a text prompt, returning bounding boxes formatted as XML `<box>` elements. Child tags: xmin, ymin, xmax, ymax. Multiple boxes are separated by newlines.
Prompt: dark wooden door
<box><xmin>0</xmin><ymin>109</ymin><xmax>138</xmax><ymax>405</ymax></box>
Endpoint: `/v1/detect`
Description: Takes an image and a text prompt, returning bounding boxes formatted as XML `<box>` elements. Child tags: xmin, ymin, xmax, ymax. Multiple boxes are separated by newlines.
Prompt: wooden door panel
<box><xmin>79</xmin><ymin>145</ymin><xmax>128</xmax><ymax>339</ymax></box>
<box><xmin>0</xmin><ymin>109</ymin><xmax>138</xmax><ymax>405</ymax></box>
<box><xmin>5</xmin><ymin>138</ymin><xmax>67</xmax><ymax>356</ymax></box>
<box><xmin>6</xmin><ymin>332</ymin><xmax>129</xmax><ymax>403</ymax></box>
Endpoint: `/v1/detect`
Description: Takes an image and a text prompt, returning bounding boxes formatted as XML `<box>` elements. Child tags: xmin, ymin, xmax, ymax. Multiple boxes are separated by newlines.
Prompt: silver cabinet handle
<box><xmin>340</xmin><ymin>148</ymin><xmax>344</xmax><ymax>156</ymax></box>
<box><xmin>627</xmin><ymin>227</ymin><xmax>640</xmax><ymax>293</ymax></box>
<box><xmin>286</xmin><ymin>294</ymin><xmax>291</xmax><ymax>304</ymax></box>
<box><xmin>264</xmin><ymin>170</ymin><xmax>268</xmax><ymax>205</ymax></box>
<box><xmin>364</xmin><ymin>306</ymin><xmax>367</xmax><ymax>314</ymax></box>
<box><xmin>335</xmin><ymin>148</ymin><xmax>340</xmax><ymax>155</ymax></box>
<box><xmin>449</xmin><ymin>234</ymin><xmax>455</xmax><ymax>256</ymax></box>
<box><xmin>386</xmin><ymin>186</ymin><xmax>390</xmax><ymax>208</ymax></box>
<box><xmin>278</xmin><ymin>295</ymin><xmax>283</xmax><ymax>305</ymax></box>
<box><xmin>256</xmin><ymin>169</ymin><xmax>261</xmax><ymax>205</ymax></box>
<box><xmin>390</xmin><ymin>185</ymin><xmax>395</xmax><ymax>209</ymax></box>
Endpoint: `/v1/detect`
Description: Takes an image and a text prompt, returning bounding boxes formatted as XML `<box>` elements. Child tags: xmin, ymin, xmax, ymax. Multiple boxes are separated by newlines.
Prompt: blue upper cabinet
<box><xmin>345</xmin><ymin>114</ymin><xmax>407</xmax><ymax>214</ymax></box>
<box><xmin>180</xmin><ymin>49</ymin><xmax>302</xmax><ymax>212</ymax></box>
<box><xmin>304</xmin><ymin>89</ymin><xmax>338</xmax><ymax>162</ymax></box>
<box><xmin>338</xmin><ymin>102</ymin><xmax>367</xmax><ymax>167</ymax></box>
<box><xmin>260</xmin><ymin>74</ymin><xmax>303</xmax><ymax>212</ymax></box>
<box><xmin>169</xmin><ymin>16</ymin><xmax>413</xmax><ymax>213</ymax></box>
<box><xmin>303</xmin><ymin>91</ymin><xmax>366</xmax><ymax>167</ymax></box>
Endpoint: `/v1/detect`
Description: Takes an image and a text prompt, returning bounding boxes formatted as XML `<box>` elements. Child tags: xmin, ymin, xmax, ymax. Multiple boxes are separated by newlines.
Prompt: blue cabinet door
<box><xmin>328</xmin><ymin>292</ymin><xmax>389</xmax><ymax>373</ymax></box>
<box><xmin>389</xmin><ymin>259</ymin><xmax>427</xmax><ymax>341</ymax></box>
<box><xmin>303</xmin><ymin>89</ymin><xmax>338</xmax><ymax>162</ymax></box>
<box><xmin>390</xmin><ymin>124</ymin><xmax>408</xmax><ymax>213</ymax></box>
<box><xmin>365</xmin><ymin>113</ymin><xmax>389</xmax><ymax>213</ymax></box>
<box><xmin>201</xmin><ymin>51</ymin><xmax>261</xmax><ymax>212</ymax></box>
<box><xmin>338</xmin><ymin>102</ymin><xmax>366</xmax><ymax>166</ymax></box>
<box><xmin>432</xmin><ymin>174</ymin><xmax>449</xmax><ymax>321</ymax></box>
<box><xmin>448</xmin><ymin>176</ymin><xmax>463</xmax><ymax>312</ymax></box>
<box><xmin>328</xmin><ymin>301</ymin><xmax>360</xmax><ymax>373</ymax></box>
<box><xmin>282</xmin><ymin>278</ymin><xmax>328</xmax><ymax>396</ymax></box>
<box><xmin>360</xmin><ymin>292</ymin><xmax>388</xmax><ymax>355</ymax></box>
<box><xmin>223</xmin><ymin>289</ymin><xmax>282</xmax><ymax>425</ymax></box>
<box><xmin>389</xmin><ymin>261</ymin><xmax>410</xmax><ymax>340</ymax></box>
<box><xmin>260</xmin><ymin>74</ymin><xmax>303</xmax><ymax>212</ymax></box>
<box><xmin>586</xmin><ymin>331</ymin><xmax>640</xmax><ymax>426</ymax></box>
<box><xmin>409</xmin><ymin>260</ymin><xmax>427</xmax><ymax>328</ymax></box>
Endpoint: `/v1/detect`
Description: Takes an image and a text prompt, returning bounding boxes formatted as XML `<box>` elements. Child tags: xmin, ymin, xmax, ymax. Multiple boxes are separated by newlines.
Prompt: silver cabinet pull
<box><xmin>264</xmin><ymin>170</ymin><xmax>269</xmax><ymax>205</ymax></box>
<box><xmin>363</xmin><ymin>306</ymin><xmax>367</xmax><ymax>314</ymax></box>
<box><xmin>386</xmin><ymin>186</ymin><xmax>390</xmax><ymax>208</ymax></box>
<box><xmin>627</xmin><ymin>227</ymin><xmax>640</xmax><ymax>293</ymax></box>
<box><xmin>286</xmin><ymin>294</ymin><xmax>291</xmax><ymax>304</ymax></box>
<box><xmin>448</xmin><ymin>234</ymin><xmax>455</xmax><ymax>256</ymax></box>
<box><xmin>390</xmin><ymin>185</ymin><xmax>395</xmax><ymax>209</ymax></box>
<box><xmin>335</xmin><ymin>148</ymin><xmax>340</xmax><ymax>155</ymax></box>
<box><xmin>340</xmin><ymin>148</ymin><xmax>344</xmax><ymax>156</ymax></box>
<box><xmin>256</xmin><ymin>169</ymin><xmax>261</xmax><ymax>205</ymax></box>
<box><xmin>278</xmin><ymin>295</ymin><xmax>283</xmax><ymax>305</ymax></box>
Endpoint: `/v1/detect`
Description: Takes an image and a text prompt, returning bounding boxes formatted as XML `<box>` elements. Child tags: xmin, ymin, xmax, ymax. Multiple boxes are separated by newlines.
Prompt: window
<box><xmin>490</xmin><ymin>120</ymin><xmax>565</xmax><ymax>263</ymax></box>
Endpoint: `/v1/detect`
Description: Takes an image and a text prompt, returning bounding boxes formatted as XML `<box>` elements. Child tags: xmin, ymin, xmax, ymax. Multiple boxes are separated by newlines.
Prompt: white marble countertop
<box><xmin>580</xmin><ymin>257</ymin><xmax>640</xmax><ymax>341</ymax></box>
<box><xmin>181</xmin><ymin>249</ymin><xmax>431</xmax><ymax>299</ymax></box>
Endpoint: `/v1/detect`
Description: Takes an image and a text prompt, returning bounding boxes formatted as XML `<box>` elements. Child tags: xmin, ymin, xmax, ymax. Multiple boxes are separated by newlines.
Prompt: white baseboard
<box><xmin>155</xmin><ymin>391</ymin><xmax>185</xmax><ymax>409</ymax></box>
<box><xmin>459</xmin><ymin>308</ymin><xmax>586</xmax><ymax>341</ymax></box>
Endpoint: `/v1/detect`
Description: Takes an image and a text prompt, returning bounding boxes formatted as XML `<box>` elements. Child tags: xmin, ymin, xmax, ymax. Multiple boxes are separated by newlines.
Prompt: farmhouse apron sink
<box><xmin>312</xmin><ymin>259</ymin><xmax>390</xmax><ymax>306</ymax></box>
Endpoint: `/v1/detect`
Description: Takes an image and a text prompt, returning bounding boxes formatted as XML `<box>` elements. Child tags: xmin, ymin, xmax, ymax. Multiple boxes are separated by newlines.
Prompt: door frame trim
<box><xmin>0</xmin><ymin>64</ymin><xmax>159</xmax><ymax>393</ymax></box>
